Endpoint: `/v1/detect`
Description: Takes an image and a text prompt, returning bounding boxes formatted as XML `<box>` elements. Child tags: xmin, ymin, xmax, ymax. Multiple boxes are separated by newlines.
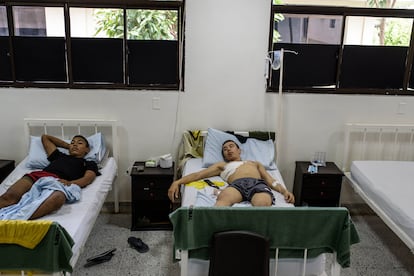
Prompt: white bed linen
<box><xmin>0</xmin><ymin>156</ymin><xmax>117</xmax><ymax>267</ymax></box>
<box><xmin>350</xmin><ymin>160</ymin><xmax>414</xmax><ymax>243</ymax></box>
<box><xmin>181</xmin><ymin>158</ymin><xmax>293</xmax><ymax>207</ymax></box>
<box><xmin>180</xmin><ymin>158</ymin><xmax>326</xmax><ymax>276</ymax></box>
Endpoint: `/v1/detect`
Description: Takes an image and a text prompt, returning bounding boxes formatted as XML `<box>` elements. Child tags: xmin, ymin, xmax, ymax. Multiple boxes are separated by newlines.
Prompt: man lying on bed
<box><xmin>168</xmin><ymin>139</ymin><xmax>294</xmax><ymax>206</ymax></box>
<box><xmin>0</xmin><ymin>134</ymin><xmax>100</xmax><ymax>219</ymax></box>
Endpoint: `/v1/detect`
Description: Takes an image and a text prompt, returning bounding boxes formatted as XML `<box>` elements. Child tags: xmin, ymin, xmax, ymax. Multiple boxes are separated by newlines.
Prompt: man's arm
<box><xmin>58</xmin><ymin>170</ymin><xmax>97</xmax><ymax>188</ymax></box>
<box><xmin>256</xmin><ymin>161</ymin><xmax>295</xmax><ymax>203</ymax></box>
<box><xmin>41</xmin><ymin>134</ymin><xmax>70</xmax><ymax>157</ymax></box>
<box><xmin>167</xmin><ymin>162</ymin><xmax>223</xmax><ymax>202</ymax></box>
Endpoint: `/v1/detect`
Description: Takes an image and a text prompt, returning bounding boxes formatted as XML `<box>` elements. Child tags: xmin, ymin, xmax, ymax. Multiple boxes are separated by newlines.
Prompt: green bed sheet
<box><xmin>0</xmin><ymin>222</ymin><xmax>74</xmax><ymax>273</ymax></box>
<box><xmin>169</xmin><ymin>206</ymin><xmax>359</xmax><ymax>267</ymax></box>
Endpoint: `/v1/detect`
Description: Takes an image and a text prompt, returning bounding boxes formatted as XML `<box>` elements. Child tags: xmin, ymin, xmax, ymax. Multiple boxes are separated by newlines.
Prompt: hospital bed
<box><xmin>170</xmin><ymin>128</ymin><xmax>359</xmax><ymax>276</ymax></box>
<box><xmin>0</xmin><ymin>118</ymin><xmax>119</xmax><ymax>275</ymax></box>
<box><xmin>342</xmin><ymin>122</ymin><xmax>414</xmax><ymax>253</ymax></box>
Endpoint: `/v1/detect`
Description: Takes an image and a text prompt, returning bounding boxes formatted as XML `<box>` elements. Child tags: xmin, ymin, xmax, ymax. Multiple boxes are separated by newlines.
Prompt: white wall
<box><xmin>1</xmin><ymin>0</ymin><xmax>414</xmax><ymax>202</ymax></box>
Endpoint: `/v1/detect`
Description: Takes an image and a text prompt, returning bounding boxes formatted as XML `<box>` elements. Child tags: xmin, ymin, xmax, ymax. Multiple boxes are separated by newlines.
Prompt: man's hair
<box><xmin>72</xmin><ymin>135</ymin><xmax>90</xmax><ymax>148</ymax></box>
<box><xmin>221</xmin><ymin>139</ymin><xmax>239</xmax><ymax>159</ymax></box>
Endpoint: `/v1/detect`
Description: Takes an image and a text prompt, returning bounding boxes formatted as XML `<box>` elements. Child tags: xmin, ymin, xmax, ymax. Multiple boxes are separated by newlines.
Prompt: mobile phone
<box><xmin>204</xmin><ymin>179</ymin><xmax>219</xmax><ymax>189</ymax></box>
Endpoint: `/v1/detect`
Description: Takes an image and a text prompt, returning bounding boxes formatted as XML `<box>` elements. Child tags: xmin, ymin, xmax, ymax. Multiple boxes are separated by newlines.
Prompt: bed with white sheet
<box><xmin>0</xmin><ymin>118</ymin><xmax>119</xmax><ymax>275</ymax></box>
<box><xmin>343</xmin><ymin>123</ymin><xmax>414</xmax><ymax>253</ymax></box>
<box><xmin>170</xmin><ymin>128</ymin><xmax>359</xmax><ymax>276</ymax></box>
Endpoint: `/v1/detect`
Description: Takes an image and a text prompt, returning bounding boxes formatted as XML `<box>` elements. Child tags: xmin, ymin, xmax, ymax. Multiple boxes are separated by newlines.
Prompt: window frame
<box><xmin>0</xmin><ymin>0</ymin><xmax>185</xmax><ymax>90</ymax></box>
<box><xmin>268</xmin><ymin>5</ymin><xmax>414</xmax><ymax>95</ymax></box>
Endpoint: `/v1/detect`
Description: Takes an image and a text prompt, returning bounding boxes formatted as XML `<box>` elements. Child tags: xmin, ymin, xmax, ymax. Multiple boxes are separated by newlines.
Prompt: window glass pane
<box><xmin>71</xmin><ymin>8</ymin><xmax>122</xmax><ymax>38</ymax></box>
<box><xmin>71</xmin><ymin>38</ymin><xmax>123</xmax><ymax>83</ymax></box>
<box><xmin>13</xmin><ymin>6</ymin><xmax>64</xmax><ymax>37</ymax></box>
<box><xmin>280</xmin><ymin>0</ymin><xmax>414</xmax><ymax>9</ymax></box>
<box><xmin>14</xmin><ymin>37</ymin><xmax>67</xmax><ymax>82</ymax></box>
<box><xmin>0</xmin><ymin>6</ymin><xmax>8</xmax><ymax>36</ymax></box>
<box><xmin>274</xmin><ymin>13</ymin><xmax>343</xmax><ymax>44</ymax></box>
<box><xmin>345</xmin><ymin>16</ymin><xmax>413</xmax><ymax>46</ymax></box>
<box><xmin>126</xmin><ymin>9</ymin><xmax>178</xmax><ymax>40</ymax></box>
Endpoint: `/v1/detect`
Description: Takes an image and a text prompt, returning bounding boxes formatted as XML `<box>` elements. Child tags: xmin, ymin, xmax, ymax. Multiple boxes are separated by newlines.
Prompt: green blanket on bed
<box><xmin>169</xmin><ymin>207</ymin><xmax>359</xmax><ymax>267</ymax></box>
<box><xmin>0</xmin><ymin>222</ymin><xmax>74</xmax><ymax>273</ymax></box>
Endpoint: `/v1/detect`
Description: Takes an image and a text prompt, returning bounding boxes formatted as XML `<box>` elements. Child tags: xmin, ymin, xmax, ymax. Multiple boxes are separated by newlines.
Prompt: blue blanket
<box><xmin>0</xmin><ymin>177</ymin><xmax>81</xmax><ymax>220</ymax></box>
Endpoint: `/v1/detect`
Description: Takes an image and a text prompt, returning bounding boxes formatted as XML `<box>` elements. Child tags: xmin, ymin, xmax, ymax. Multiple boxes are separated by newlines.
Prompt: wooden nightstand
<box><xmin>0</xmin><ymin>159</ymin><xmax>15</xmax><ymax>183</ymax></box>
<box><xmin>130</xmin><ymin>161</ymin><xmax>174</xmax><ymax>230</ymax></box>
<box><xmin>293</xmin><ymin>161</ymin><xmax>343</xmax><ymax>207</ymax></box>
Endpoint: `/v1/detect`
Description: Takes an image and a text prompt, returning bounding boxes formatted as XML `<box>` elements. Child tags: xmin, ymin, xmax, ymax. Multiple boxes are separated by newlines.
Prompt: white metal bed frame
<box><xmin>24</xmin><ymin>118</ymin><xmax>119</xmax><ymax>213</ymax></box>
<box><xmin>0</xmin><ymin>118</ymin><xmax>119</xmax><ymax>276</ymax></box>
<box><xmin>177</xmin><ymin>130</ymin><xmax>342</xmax><ymax>276</ymax></box>
<box><xmin>342</xmin><ymin>122</ymin><xmax>414</xmax><ymax>253</ymax></box>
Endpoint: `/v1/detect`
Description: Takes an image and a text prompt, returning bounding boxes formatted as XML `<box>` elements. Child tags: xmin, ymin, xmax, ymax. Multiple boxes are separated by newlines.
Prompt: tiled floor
<box><xmin>72</xmin><ymin>205</ymin><xmax>414</xmax><ymax>276</ymax></box>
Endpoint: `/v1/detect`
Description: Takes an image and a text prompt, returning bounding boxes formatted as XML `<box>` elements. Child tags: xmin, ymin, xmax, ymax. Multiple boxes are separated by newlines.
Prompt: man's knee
<box><xmin>251</xmin><ymin>193</ymin><xmax>272</xmax><ymax>206</ymax></box>
<box><xmin>30</xmin><ymin>191</ymin><xmax>66</xmax><ymax>219</ymax></box>
<box><xmin>0</xmin><ymin>192</ymin><xmax>20</xmax><ymax>206</ymax></box>
<box><xmin>49</xmin><ymin>191</ymin><xmax>66</xmax><ymax>209</ymax></box>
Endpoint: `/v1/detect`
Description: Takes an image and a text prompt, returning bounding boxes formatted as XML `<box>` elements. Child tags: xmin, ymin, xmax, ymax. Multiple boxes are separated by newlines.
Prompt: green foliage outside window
<box><xmin>94</xmin><ymin>9</ymin><xmax>177</xmax><ymax>40</ymax></box>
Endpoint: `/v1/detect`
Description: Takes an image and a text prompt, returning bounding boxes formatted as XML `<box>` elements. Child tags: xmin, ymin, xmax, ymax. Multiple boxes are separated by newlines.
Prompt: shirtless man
<box><xmin>168</xmin><ymin>139</ymin><xmax>295</xmax><ymax>206</ymax></box>
<box><xmin>0</xmin><ymin>134</ymin><xmax>99</xmax><ymax>219</ymax></box>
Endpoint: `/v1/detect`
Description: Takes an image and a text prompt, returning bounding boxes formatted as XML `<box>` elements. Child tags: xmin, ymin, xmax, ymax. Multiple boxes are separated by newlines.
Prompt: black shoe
<box><xmin>84</xmin><ymin>248</ymin><xmax>116</xmax><ymax>267</ymax></box>
<box><xmin>128</xmin><ymin>237</ymin><xmax>149</xmax><ymax>253</ymax></box>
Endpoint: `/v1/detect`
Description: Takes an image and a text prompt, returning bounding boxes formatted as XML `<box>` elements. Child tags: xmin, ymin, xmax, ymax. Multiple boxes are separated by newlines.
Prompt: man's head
<box><xmin>69</xmin><ymin>135</ymin><xmax>90</xmax><ymax>158</ymax></box>
<box><xmin>222</xmin><ymin>140</ymin><xmax>241</xmax><ymax>162</ymax></box>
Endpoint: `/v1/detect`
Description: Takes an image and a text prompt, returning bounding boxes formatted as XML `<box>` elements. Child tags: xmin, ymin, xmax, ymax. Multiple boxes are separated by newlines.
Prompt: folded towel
<box><xmin>0</xmin><ymin>220</ymin><xmax>52</xmax><ymax>249</ymax></box>
<box><xmin>0</xmin><ymin>176</ymin><xmax>81</xmax><ymax>220</ymax></box>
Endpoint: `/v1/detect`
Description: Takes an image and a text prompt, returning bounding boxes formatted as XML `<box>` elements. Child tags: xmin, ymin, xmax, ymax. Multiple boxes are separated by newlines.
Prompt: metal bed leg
<box><xmin>113</xmin><ymin>179</ymin><xmax>119</xmax><ymax>213</ymax></box>
<box><xmin>302</xmin><ymin>248</ymin><xmax>307</xmax><ymax>276</ymax></box>
<box><xmin>274</xmin><ymin>248</ymin><xmax>279</xmax><ymax>276</ymax></box>
<box><xmin>180</xmin><ymin>250</ymin><xmax>188</xmax><ymax>276</ymax></box>
<box><xmin>331</xmin><ymin>252</ymin><xmax>341</xmax><ymax>276</ymax></box>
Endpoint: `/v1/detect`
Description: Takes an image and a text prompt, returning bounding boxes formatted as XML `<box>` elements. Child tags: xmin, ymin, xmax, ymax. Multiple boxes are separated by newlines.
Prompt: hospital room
<box><xmin>0</xmin><ymin>0</ymin><xmax>414</xmax><ymax>275</ymax></box>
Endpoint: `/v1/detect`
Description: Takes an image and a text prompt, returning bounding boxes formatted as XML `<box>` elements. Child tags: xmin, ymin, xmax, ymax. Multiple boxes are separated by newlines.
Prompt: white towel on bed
<box><xmin>0</xmin><ymin>176</ymin><xmax>81</xmax><ymax>220</ymax></box>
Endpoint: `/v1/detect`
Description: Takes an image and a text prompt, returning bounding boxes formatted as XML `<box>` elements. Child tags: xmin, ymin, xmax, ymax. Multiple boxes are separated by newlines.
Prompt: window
<box><xmin>268</xmin><ymin>4</ymin><xmax>414</xmax><ymax>95</ymax></box>
<box><xmin>0</xmin><ymin>1</ymin><xmax>184</xmax><ymax>90</ymax></box>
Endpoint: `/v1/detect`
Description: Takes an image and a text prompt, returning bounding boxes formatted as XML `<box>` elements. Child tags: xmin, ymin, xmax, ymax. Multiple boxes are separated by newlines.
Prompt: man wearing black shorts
<box><xmin>168</xmin><ymin>140</ymin><xmax>295</xmax><ymax>206</ymax></box>
<box><xmin>0</xmin><ymin>134</ymin><xmax>99</xmax><ymax>219</ymax></box>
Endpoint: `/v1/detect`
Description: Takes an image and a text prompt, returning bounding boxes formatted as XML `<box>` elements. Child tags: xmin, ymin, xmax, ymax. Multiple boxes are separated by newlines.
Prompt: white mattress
<box><xmin>350</xmin><ymin>160</ymin><xmax>414</xmax><ymax>243</ymax></box>
<box><xmin>181</xmin><ymin>158</ymin><xmax>293</xmax><ymax>208</ymax></box>
<box><xmin>0</xmin><ymin>156</ymin><xmax>118</xmax><ymax>267</ymax></box>
<box><xmin>180</xmin><ymin>158</ymin><xmax>326</xmax><ymax>276</ymax></box>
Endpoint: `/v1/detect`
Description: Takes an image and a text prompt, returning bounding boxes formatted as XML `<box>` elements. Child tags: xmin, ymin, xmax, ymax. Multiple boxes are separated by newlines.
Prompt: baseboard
<box><xmin>101</xmin><ymin>201</ymin><xmax>132</xmax><ymax>214</ymax></box>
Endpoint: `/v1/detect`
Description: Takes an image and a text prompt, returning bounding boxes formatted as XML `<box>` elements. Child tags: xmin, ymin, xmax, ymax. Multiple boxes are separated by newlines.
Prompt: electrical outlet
<box><xmin>152</xmin><ymin>97</ymin><xmax>161</xmax><ymax>110</ymax></box>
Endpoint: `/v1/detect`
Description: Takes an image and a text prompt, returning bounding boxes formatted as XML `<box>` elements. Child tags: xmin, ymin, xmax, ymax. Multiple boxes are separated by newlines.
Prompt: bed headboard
<box><xmin>23</xmin><ymin>118</ymin><xmax>119</xmax><ymax>212</ymax></box>
<box><xmin>342</xmin><ymin>123</ymin><xmax>414</xmax><ymax>171</ymax></box>
<box><xmin>24</xmin><ymin>118</ymin><xmax>118</xmax><ymax>159</ymax></box>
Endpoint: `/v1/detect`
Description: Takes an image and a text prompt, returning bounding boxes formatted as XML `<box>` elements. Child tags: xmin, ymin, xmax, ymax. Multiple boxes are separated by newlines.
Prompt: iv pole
<box><xmin>274</xmin><ymin>48</ymin><xmax>297</xmax><ymax>166</ymax></box>
<box><xmin>276</xmin><ymin>48</ymin><xmax>285</xmax><ymax>166</ymax></box>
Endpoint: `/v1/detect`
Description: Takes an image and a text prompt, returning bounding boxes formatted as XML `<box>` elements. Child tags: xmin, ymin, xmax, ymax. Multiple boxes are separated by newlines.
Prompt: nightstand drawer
<box><xmin>302</xmin><ymin>175</ymin><xmax>342</xmax><ymax>189</ymax></box>
<box><xmin>134</xmin><ymin>189</ymin><xmax>169</xmax><ymax>201</ymax></box>
<box><xmin>302</xmin><ymin>187</ymin><xmax>341</xmax><ymax>200</ymax></box>
<box><xmin>133</xmin><ymin>176</ymin><xmax>172</xmax><ymax>191</ymax></box>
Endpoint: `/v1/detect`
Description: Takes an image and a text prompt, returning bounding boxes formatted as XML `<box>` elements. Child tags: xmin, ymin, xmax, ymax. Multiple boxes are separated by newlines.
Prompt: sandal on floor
<box><xmin>128</xmin><ymin>237</ymin><xmax>149</xmax><ymax>253</ymax></box>
<box><xmin>84</xmin><ymin>248</ymin><xmax>116</xmax><ymax>267</ymax></box>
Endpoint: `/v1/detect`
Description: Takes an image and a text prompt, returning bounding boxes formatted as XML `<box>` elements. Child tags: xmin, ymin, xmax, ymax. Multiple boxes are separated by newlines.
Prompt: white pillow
<box><xmin>243</xmin><ymin>138</ymin><xmax>276</xmax><ymax>170</ymax></box>
<box><xmin>202</xmin><ymin>128</ymin><xmax>242</xmax><ymax>167</ymax></box>
<box><xmin>26</xmin><ymin>133</ymin><xmax>107</xmax><ymax>169</ymax></box>
<box><xmin>202</xmin><ymin>128</ymin><xmax>277</xmax><ymax>169</ymax></box>
<box><xmin>85</xmin><ymin>132</ymin><xmax>107</xmax><ymax>163</ymax></box>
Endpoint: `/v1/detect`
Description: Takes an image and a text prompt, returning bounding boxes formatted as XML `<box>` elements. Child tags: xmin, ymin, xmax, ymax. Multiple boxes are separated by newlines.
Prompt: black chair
<box><xmin>208</xmin><ymin>230</ymin><xmax>270</xmax><ymax>276</ymax></box>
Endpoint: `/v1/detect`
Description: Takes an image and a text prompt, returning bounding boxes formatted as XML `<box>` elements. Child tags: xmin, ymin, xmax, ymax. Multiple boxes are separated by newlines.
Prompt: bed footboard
<box><xmin>170</xmin><ymin>207</ymin><xmax>359</xmax><ymax>276</ymax></box>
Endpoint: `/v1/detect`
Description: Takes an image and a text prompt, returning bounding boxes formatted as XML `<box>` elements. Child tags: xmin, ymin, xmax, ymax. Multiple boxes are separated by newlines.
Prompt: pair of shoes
<box><xmin>128</xmin><ymin>236</ymin><xmax>149</xmax><ymax>253</ymax></box>
<box><xmin>84</xmin><ymin>248</ymin><xmax>116</xmax><ymax>267</ymax></box>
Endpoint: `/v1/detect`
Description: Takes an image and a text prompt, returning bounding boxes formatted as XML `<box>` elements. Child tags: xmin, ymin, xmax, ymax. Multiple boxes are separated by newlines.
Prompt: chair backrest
<box><xmin>208</xmin><ymin>230</ymin><xmax>270</xmax><ymax>276</ymax></box>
